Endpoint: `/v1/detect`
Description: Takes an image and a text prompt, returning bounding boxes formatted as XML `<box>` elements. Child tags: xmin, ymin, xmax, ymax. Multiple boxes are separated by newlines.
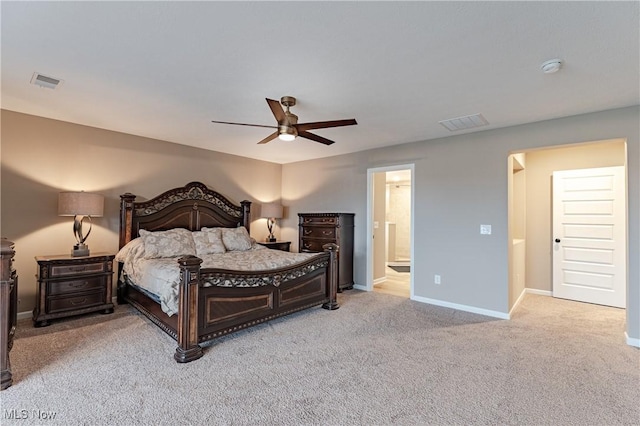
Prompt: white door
<box><xmin>552</xmin><ymin>166</ymin><xmax>626</xmax><ymax>308</ymax></box>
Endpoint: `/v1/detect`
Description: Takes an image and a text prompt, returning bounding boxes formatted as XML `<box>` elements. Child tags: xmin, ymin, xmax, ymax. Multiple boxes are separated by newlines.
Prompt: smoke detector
<box><xmin>541</xmin><ymin>59</ymin><xmax>562</xmax><ymax>74</ymax></box>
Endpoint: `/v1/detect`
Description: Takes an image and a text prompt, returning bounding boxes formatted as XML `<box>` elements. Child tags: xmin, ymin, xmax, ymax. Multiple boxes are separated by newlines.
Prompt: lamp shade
<box><xmin>261</xmin><ymin>203</ymin><xmax>283</xmax><ymax>219</ymax></box>
<box><xmin>58</xmin><ymin>192</ymin><xmax>104</xmax><ymax>217</ymax></box>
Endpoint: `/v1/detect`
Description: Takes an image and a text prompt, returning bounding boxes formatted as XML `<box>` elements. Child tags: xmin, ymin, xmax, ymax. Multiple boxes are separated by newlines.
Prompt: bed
<box><xmin>117</xmin><ymin>181</ymin><xmax>339</xmax><ymax>363</ymax></box>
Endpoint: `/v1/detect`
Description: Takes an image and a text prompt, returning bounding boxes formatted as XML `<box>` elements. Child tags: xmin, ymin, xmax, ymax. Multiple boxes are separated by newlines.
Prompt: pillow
<box><xmin>115</xmin><ymin>237</ymin><xmax>146</xmax><ymax>263</ymax></box>
<box><xmin>221</xmin><ymin>226</ymin><xmax>252</xmax><ymax>251</ymax></box>
<box><xmin>192</xmin><ymin>228</ymin><xmax>226</xmax><ymax>256</ymax></box>
<box><xmin>139</xmin><ymin>228</ymin><xmax>197</xmax><ymax>259</ymax></box>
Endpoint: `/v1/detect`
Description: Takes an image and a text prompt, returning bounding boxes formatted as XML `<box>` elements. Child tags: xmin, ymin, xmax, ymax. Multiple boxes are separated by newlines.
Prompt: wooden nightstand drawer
<box><xmin>257</xmin><ymin>241</ymin><xmax>291</xmax><ymax>252</ymax></box>
<box><xmin>47</xmin><ymin>276</ymin><xmax>105</xmax><ymax>296</ymax></box>
<box><xmin>47</xmin><ymin>292</ymin><xmax>105</xmax><ymax>314</ymax></box>
<box><xmin>50</xmin><ymin>262</ymin><xmax>105</xmax><ymax>277</ymax></box>
<box><xmin>301</xmin><ymin>227</ymin><xmax>336</xmax><ymax>239</ymax></box>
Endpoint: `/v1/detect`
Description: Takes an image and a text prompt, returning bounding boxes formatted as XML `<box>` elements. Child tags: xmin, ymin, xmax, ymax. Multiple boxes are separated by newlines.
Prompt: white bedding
<box><xmin>117</xmin><ymin>239</ymin><xmax>321</xmax><ymax>316</ymax></box>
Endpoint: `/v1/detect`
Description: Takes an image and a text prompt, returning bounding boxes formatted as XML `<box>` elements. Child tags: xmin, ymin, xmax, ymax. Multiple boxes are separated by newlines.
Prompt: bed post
<box><xmin>175</xmin><ymin>256</ymin><xmax>204</xmax><ymax>363</ymax></box>
<box><xmin>322</xmin><ymin>243</ymin><xmax>340</xmax><ymax>310</ymax></box>
<box><xmin>119</xmin><ymin>193</ymin><xmax>136</xmax><ymax>249</ymax></box>
<box><xmin>240</xmin><ymin>200</ymin><xmax>251</xmax><ymax>232</ymax></box>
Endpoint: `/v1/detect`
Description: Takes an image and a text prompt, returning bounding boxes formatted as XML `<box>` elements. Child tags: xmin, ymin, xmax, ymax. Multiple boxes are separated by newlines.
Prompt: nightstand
<box><xmin>257</xmin><ymin>241</ymin><xmax>291</xmax><ymax>252</ymax></box>
<box><xmin>33</xmin><ymin>253</ymin><xmax>115</xmax><ymax>327</ymax></box>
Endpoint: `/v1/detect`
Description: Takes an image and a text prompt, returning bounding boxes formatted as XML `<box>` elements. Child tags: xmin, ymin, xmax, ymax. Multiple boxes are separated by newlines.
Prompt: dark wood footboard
<box><xmin>173</xmin><ymin>244</ymin><xmax>339</xmax><ymax>363</ymax></box>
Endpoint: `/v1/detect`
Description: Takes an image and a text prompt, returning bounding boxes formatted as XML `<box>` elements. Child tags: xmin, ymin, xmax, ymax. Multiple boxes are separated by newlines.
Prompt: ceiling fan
<box><xmin>211</xmin><ymin>96</ymin><xmax>357</xmax><ymax>145</ymax></box>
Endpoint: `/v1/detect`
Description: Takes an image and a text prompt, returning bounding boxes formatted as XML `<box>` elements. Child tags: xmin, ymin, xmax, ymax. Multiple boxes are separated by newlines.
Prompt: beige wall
<box><xmin>282</xmin><ymin>106</ymin><xmax>639</xmax><ymax>341</ymax></box>
<box><xmin>1</xmin><ymin>110</ymin><xmax>282</xmax><ymax>313</ymax></box>
<box><xmin>523</xmin><ymin>139</ymin><xmax>627</xmax><ymax>292</ymax></box>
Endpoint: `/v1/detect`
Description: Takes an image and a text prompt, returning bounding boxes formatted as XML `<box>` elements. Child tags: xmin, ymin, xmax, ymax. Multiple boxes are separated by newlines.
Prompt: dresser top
<box><xmin>35</xmin><ymin>252</ymin><xmax>115</xmax><ymax>262</ymax></box>
<box><xmin>298</xmin><ymin>213</ymin><xmax>355</xmax><ymax>217</ymax></box>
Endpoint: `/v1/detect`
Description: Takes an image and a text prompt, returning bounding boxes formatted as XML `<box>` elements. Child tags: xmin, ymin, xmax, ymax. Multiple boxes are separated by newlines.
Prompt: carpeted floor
<box><xmin>2</xmin><ymin>291</ymin><xmax>638</xmax><ymax>425</ymax></box>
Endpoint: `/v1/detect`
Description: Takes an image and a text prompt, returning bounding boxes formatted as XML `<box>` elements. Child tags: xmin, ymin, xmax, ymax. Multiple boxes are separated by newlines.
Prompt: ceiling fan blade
<box><xmin>266</xmin><ymin>98</ymin><xmax>288</xmax><ymax>124</ymax></box>
<box><xmin>298</xmin><ymin>130</ymin><xmax>335</xmax><ymax>146</ymax></box>
<box><xmin>211</xmin><ymin>120</ymin><xmax>276</xmax><ymax>129</ymax></box>
<box><xmin>257</xmin><ymin>131</ymin><xmax>279</xmax><ymax>145</ymax></box>
<box><xmin>296</xmin><ymin>119</ymin><xmax>357</xmax><ymax>132</ymax></box>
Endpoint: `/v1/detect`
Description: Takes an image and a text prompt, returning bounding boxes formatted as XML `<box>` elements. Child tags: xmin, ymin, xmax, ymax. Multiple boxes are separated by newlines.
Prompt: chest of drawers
<box><xmin>1</xmin><ymin>239</ymin><xmax>17</xmax><ymax>390</ymax></box>
<box><xmin>298</xmin><ymin>213</ymin><xmax>354</xmax><ymax>291</ymax></box>
<box><xmin>33</xmin><ymin>253</ymin><xmax>115</xmax><ymax>327</ymax></box>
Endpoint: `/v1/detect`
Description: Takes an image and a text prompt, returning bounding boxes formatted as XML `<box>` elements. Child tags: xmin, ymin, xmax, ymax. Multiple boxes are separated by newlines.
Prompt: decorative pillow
<box><xmin>192</xmin><ymin>228</ymin><xmax>226</xmax><ymax>256</ymax></box>
<box><xmin>221</xmin><ymin>226</ymin><xmax>252</xmax><ymax>251</ymax></box>
<box><xmin>115</xmin><ymin>237</ymin><xmax>146</xmax><ymax>263</ymax></box>
<box><xmin>139</xmin><ymin>228</ymin><xmax>197</xmax><ymax>259</ymax></box>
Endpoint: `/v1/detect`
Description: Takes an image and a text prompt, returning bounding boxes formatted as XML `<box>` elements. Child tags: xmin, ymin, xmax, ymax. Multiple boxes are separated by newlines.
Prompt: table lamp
<box><xmin>261</xmin><ymin>203</ymin><xmax>283</xmax><ymax>242</ymax></box>
<box><xmin>58</xmin><ymin>191</ymin><xmax>104</xmax><ymax>257</ymax></box>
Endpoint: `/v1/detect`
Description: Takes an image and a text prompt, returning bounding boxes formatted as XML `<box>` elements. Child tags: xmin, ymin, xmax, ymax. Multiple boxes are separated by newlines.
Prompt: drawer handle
<box><xmin>70</xmin><ymin>298</ymin><xmax>87</xmax><ymax>306</ymax></box>
<box><xmin>304</xmin><ymin>230</ymin><xmax>312</xmax><ymax>235</ymax></box>
<box><xmin>303</xmin><ymin>243</ymin><xmax>311</xmax><ymax>249</ymax></box>
<box><xmin>304</xmin><ymin>219</ymin><xmax>312</xmax><ymax>223</ymax></box>
<box><xmin>322</xmin><ymin>230</ymin><xmax>332</xmax><ymax>236</ymax></box>
<box><xmin>70</xmin><ymin>281</ymin><xmax>89</xmax><ymax>289</ymax></box>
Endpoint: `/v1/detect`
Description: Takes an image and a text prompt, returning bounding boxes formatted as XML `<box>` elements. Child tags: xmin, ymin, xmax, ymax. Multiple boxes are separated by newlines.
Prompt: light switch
<box><xmin>480</xmin><ymin>224</ymin><xmax>492</xmax><ymax>235</ymax></box>
<box><xmin>374</xmin><ymin>221</ymin><xmax>379</xmax><ymax>229</ymax></box>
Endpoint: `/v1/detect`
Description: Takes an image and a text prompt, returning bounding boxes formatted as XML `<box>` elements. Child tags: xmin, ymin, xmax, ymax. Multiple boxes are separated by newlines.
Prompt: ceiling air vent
<box><xmin>30</xmin><ymin>72</ymin><xmax>64</xmax><ymax>90</ymax></box>
<box><xmin>439</xmin><ymin>113</ymin><xmax>488</xmax><ymax>132</ymax></box>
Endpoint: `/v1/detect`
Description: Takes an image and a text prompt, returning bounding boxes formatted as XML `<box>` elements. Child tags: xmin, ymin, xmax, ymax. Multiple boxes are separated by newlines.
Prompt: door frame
<box><xmin>365</xmin><ymin>164</ymin><xmax>415</xmax><ymax>297</ymax></box>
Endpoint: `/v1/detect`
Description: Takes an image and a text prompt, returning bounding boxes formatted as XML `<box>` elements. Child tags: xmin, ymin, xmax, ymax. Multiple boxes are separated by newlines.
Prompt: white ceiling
<box><xmin>2</xmin><ymin>2</ymin><xmax>638</xmax><ymax>165</ymax></box>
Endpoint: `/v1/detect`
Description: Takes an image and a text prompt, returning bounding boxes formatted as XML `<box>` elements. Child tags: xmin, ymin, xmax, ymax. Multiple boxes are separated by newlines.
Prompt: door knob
<box><xmin>555</xmin><ymin>238</ymin><xmax>561</xmax><ymax>243</ymax></box>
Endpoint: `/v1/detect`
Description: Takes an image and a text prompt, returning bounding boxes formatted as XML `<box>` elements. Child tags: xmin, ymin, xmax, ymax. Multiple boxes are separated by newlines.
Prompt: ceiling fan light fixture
<box><xmin>278</xmin><ymin>133</ymin><xmax>296</xmax><ymax>142</ymax></box>
<box><xmin>278</xmin><ymin>124</ymin><xmax>297</xmax><ymax>141</ymax></box>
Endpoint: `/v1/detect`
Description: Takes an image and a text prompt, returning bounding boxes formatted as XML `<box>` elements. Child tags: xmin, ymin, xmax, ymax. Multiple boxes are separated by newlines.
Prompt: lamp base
<box><xmin>266</xmin><ymin>237</ymin><xmax>276</xmax><ymax>243</ymax></box>
<box><xmin>71</xmin><ymin>244</ymin><xmax>90</xmax><ymax>257</ymax></box>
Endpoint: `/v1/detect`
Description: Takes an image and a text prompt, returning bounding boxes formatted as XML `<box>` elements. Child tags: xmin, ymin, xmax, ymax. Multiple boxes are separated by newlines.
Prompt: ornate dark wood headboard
<box><xmin>119</xmin><ymin>181</ymin><xmax>251</xmax><ymax>248</ymax></box>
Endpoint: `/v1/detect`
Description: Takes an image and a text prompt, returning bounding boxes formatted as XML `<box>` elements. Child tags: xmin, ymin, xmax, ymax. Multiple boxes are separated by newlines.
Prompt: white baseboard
<box><xmin>373</xmin><ymin>277</ymin><xmax>387</xmax><ymax>286</ymax></box>
<box><xmin>17</xmin><ymin>310</ymin><xmax>32</xmax><ymax>320</ymax></box>
<box><xmin>411</xmin><ymin>295</ymin><xmax>510</xmax><ymax>320</ymax></box>
<box><xmin>625</xmin><ymin>332</ymin><xmax>640</xmax><ymax>348</ymax></box>
<box><xmin>525</xmin><ymin>288</ymin><xmax>553</xmax><ymax>296</ymax></box>
<box><xmin>509</xmin><ymin>288</ymin><xmax>527</xmax><ymax>316</ymax></box>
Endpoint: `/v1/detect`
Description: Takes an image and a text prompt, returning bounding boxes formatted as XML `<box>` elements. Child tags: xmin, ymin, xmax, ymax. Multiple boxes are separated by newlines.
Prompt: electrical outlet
<box><xmin>434</xmin><ymin>274</ymin><xmax>441</xmax><ymax>285</ymax></box>
<box><xmin>480</xmin><ymin>224</ymin><xmax>492</xmax><ymax>235</ymax></box>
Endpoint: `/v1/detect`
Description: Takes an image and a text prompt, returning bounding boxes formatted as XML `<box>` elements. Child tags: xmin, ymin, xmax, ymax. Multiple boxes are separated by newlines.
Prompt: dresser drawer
<box><xmin>47</xmin><ymin>292</ymin><xmax>105</xmax><ymax>314</ymax></box>
<box><xmin>301</xmin><ymin>226</ymin><xmax>336</xmax><ymax>239</ymax></box>
<box><xmin>300</xmin><ymin>239</ymin><xmax>332</xmax><ymax>253</ymax></box>
<box><xmin>300</xmin><ymin>216</ymin><xmax>337</xmax><ymax>226</ymax></box>
<box><xmin>50</xmin><ymin>262</ymin><xmax>106</xmax><ymax>277</ymax></box>
<box><xmin>47</xmin><ymin>276</ymin><xmax>105</xmax><ymax>296</ymax></box>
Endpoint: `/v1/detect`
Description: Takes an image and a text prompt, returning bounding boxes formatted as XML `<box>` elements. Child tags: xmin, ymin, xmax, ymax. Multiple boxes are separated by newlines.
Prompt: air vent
<box><xmin>439</xmin><ymin>113</ymin><xmax>489</xmax><ymax>132</ymax></box>
<box><xmin>30</xmin><ymin>72</ymin><xmax>64</xmax><ymax>90</ymax></box>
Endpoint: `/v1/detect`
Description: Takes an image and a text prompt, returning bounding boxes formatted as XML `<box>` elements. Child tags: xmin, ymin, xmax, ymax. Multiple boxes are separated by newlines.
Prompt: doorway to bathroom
<box><xmin>366</xmin><ymin>164</ymin><xmax>414</xmax><ymax>298</ymax></box>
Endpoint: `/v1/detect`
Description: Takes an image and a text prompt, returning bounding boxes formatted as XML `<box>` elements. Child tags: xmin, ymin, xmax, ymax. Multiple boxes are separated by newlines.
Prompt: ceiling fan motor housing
<box><xmin>281</xmin><ymin>96</ymin><xmax>296</xmax><ymax>108</ymax></box>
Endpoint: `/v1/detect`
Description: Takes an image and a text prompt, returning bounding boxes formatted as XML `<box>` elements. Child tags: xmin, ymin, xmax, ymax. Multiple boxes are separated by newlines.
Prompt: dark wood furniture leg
<box><xmin>322</xmin><ymin>243</ymin><xmax>340</xmax><ymax>310</ymax></box>
<box><xmin>174</xmin><ymin>256</ymin><xmax>204</xmax><ymax>363</ymax></box>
